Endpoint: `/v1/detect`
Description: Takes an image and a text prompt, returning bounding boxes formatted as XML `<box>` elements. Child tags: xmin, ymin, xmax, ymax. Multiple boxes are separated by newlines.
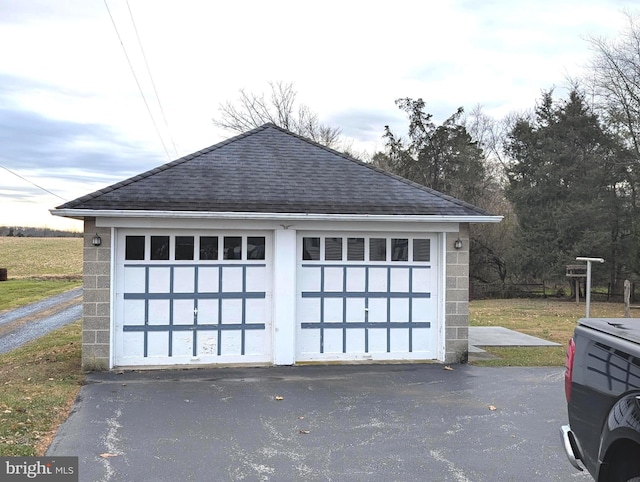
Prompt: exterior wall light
<box><xmin>92</xmin><ymin>234</ymin><xmax>102</xmax><ymax>247</ymax></box>
<box><xmin>453</xmin><ymin>238</ymin><xmax>463</xmax><ymax>250</ymax></box>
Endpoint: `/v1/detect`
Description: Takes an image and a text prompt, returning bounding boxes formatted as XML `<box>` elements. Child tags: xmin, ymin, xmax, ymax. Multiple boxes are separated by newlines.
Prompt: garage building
<box><xmin>52</xmin><ymin>124</ymin><xmax>501</xmax><ymax>370</ymax></box>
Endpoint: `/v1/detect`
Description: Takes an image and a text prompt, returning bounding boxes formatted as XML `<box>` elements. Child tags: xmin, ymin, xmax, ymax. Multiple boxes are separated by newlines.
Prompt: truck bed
<box><xmin>578</xmin><ymin>318</ymin><xmax>640</xmax><ymax>346</ymax></box>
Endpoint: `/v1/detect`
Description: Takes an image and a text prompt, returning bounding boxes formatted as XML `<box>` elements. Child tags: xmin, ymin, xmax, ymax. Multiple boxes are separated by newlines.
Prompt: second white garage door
<box><xmin>296</xmin><ymin>234</ymin><xmax>439</xmax><ymax>362</ymax></box>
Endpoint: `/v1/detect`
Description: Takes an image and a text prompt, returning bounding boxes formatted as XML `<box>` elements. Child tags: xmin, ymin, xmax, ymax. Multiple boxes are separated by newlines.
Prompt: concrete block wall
<box><xmin>82</xmin><ymin>218</ymin><xmax>111</xmax><ymax>370</ymax></box>
<box><xmin>445</xmin><ymin>223</ymin><xmax>470</xmax><ymax>363</ymax></box>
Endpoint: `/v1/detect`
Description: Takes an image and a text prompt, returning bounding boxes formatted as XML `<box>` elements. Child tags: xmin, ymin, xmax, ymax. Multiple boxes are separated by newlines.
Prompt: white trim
<box><xmin>272</xmin><ymin>229</ymin><xmax>297</xmax><ymax>365</ymax></box>
<box><xmin>438</xmin><ymin>232</ymin><xmax>447</xmax><ymax>361</ymax></box>
<box><xmin>109</xmin><ymin>226</ymin><xmax>116</xmax><ymax>370</ymax></box>
<box><xmin>51</xmin><ymin>208</ymin><xmax>502</xmax><ymax>224</ymax></box>
<box><xmin>94</xmin><ymin>217</ymin><xmax>466</xmax><ymax>234</ymax></box>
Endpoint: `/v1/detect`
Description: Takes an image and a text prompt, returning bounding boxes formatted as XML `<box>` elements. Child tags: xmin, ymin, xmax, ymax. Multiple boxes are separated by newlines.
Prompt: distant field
<box><xmin>0</xmin><ymin>237</ymin><xmax>83</xmax><ymax>311</ymax></box>
<box><xmin>0</xmin><ymin>237</ymin><xmax>82</xmax><ymax>279</ymax></box>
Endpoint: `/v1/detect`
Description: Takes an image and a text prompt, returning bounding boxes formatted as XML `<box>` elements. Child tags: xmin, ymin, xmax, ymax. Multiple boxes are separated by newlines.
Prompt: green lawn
<box><xmin>469</xmin><ymin>297</ymin><xmax>625</xmax><ymax>366</ymax></box>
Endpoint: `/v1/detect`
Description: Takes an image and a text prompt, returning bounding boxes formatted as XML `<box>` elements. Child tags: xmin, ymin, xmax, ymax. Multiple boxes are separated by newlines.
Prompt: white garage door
<box><xmin>114</xmin><ymin>230</ymin><xmax>272</xmax><ymax>367</ymax></box>
<box><xmin>296</xmin><ymin>234</ymin><xmax>438</xmax><ymax>362</ymax></box>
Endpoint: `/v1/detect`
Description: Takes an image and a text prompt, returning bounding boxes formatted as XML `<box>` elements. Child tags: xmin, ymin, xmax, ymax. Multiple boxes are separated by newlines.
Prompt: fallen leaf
<box><xmin>488</xmin><ymin>405</ymin><xmax>497</xmax><ymax>411</ymax></box>
<box><xmin>299</xmin><ymin>430</ymin><xmax>310</xmax><ymax>434</ymax></box>
<box><xmin>443</xmin><ymin>366</ymin><xmax>454</xmax><ymax>371</ymax></box>
<box><xmin>275</xmin><ymin>396</ymin><xmax>284</xmax><ymax>401</ymax></box>
<box><xmin>99</xmin><ymin>453</ymin><xmax>118</xmax><ymax>458</ymax></box>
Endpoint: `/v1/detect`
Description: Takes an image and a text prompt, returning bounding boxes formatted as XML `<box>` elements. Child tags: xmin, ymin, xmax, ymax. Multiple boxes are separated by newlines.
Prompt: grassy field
<box><xmin>0</xmin><ymin>237</ymin><xmax>84</xmax><ymax>456</ymax></box>
<box><xmin>0</xmin><ymin>237</ymin><xmax>82</xmax><ymax>279</ymax></box>
<box><xmin>0</xmin><ymin>237</ymin><xmax>82</xmax><ymax>311</ymax></box>
<box><xmin>469</xmin><ymin>298</ymin><xmax>625</xmax><ymax>366</ymax></box>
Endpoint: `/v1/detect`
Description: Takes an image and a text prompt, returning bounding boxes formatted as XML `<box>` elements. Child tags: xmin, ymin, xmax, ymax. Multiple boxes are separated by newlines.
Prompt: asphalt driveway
<box><xmin>46</xmin><ymin>364</ymin><xmax>591</xmax><ymax>482</ymax></box>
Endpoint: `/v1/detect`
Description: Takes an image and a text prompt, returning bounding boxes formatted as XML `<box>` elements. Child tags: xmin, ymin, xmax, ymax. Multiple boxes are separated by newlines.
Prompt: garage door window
<box><xmin>369</xmin><ymin>238</ymin><xmax>386</xmax><ymax>261</ymax></box>
<box><xmin>325</xmin><ymin>237</ymin><xmax>342</xmax><ymax>261</ymax></box>
<box><xmin>248</xmin><ymin>237</ymin><xmax>266</xmax><ymax>260</ymax></box>
<box><xmin>413</xmin><ymin>239</ymin><xmax>431</xmax><ymax>262</ymax></box>
<box><xmin>175</xmin><ymin>236</ymin><xmax>194</xmax><ymax>260</ymax></box>
<box><xmin>224</xmin><ymin>236</ymin><xmax>242</xmax><ymax>260</ymax></box>
<box><xmin>199</xmin><ymin>236</ymin><xmax>218</xmax><ymax>260</ymax></box>
<box><xmin>151</xmin><ymin>236</ymin><xmax>170</xmax><ymax>260</ymax></box>
<box><xmin>303</xmin><ymin>237</ymin><xmax>320</xmax><ymax>260</ymax></box>
<box><xmin>125</xmin><ymin>236</ymin><xmax>145</xmax><ymax>260</ymax></box>
<box><xmin>347</xmin><ymin>238</ymin><xmax>365</xmax><ymax>261</ymax></box>
<box><xmin>391</xmin><ymin>238</ymin><xmax>408</xmax><ymax>261</ymax></box>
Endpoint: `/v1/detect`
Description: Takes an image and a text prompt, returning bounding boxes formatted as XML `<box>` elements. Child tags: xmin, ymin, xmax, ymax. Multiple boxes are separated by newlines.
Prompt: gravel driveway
<box><xmin>0</xmin><ymin>287</ymin><xmax>82</xmax><ymax>354</ymax></box>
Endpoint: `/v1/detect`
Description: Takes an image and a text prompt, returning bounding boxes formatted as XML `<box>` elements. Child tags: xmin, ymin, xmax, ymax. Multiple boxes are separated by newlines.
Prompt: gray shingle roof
<box><xmin>56</xmin><ymin>123</ymin><xmax>491</xmax><ymax>216</ymax></box>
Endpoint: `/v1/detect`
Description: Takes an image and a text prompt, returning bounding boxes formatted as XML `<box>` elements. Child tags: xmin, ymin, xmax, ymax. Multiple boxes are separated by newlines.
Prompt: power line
<box><xmin>0</xmin><ymin>164</ymin><xmax>67</xmax><ymax>201</ymax></box>
<box><xmin>103</xmin><ymin>0</ymin><xmax>172</xmax><ymax>161</ymax></box>
<box><xmin>126</xmin><ymin>0</ymin><xmax>179</xmax><ymax>158</ymax></box>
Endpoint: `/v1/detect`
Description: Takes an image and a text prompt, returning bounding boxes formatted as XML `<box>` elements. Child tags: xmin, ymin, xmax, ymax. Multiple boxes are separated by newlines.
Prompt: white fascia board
<box><xmin>50</xmin><ymin>208</ymin><xmax>503</xmax><ymax>225</ymax></box>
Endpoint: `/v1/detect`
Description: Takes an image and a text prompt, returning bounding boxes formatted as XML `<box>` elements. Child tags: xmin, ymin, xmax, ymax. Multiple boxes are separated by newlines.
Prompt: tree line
<box><xmin>1</xmin><ymin>226</ymin><xmax>81</xmax><ymax>237</ymax></box>
<box><xmin>213</xmin><ymin>12</ymin><xmax>640</xmax><ymax>298</ymax></box>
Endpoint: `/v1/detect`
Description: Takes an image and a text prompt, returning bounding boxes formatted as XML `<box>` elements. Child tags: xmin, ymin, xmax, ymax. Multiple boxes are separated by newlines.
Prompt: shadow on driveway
<box><xmin>47</xmin><ymin>363</ymin><xmax>591</xmax><ymax>482</ymax></box>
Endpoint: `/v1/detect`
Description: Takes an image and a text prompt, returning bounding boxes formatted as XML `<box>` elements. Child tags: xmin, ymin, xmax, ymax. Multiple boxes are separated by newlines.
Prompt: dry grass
<box><xmin>0</xmin><ymin>320</ymin><xmax>83</xmax><ymax>456</ymax></box>
<box><xmin>469</xmin><ymin>298</ymin><xmax>626</xmax><ymax>366</ymax></box>
<box><xmin>0</xmin><ymin>237</ymin><xmax>82</xmax><ymax>279</ymax></box>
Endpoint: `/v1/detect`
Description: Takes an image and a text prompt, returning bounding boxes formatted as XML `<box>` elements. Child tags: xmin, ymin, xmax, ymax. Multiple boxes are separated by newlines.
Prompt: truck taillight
<box><xmin>565</xmin><ymin>338</ymin><xmax>575</xmax><ymax>402</ymax></box>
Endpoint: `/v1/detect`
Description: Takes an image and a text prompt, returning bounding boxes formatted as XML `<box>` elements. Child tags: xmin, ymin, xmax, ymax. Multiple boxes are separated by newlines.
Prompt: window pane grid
<box><xmin>301</xmin><ymin>236</ymin><xmax>432</xmax><ymax>263</ymax></box>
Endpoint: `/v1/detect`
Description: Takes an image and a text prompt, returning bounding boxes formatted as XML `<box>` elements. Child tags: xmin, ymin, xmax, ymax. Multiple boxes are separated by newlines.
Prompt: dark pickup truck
<box><xmin>561</xmin><ymin>318</ymin><xmax>640</xmax><ymax>481</ymax></box>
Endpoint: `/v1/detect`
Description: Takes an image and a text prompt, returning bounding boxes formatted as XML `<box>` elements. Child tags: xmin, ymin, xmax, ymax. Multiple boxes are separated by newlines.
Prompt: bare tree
<box><xmin>586</xmin><ymin>10</ymin><xmax>640</xmax><ymax>156</ymax></box>
<box><xmin>214</xmin><ymin>81</ymin><xmax>343</xmax><ymax>149</ymax></box>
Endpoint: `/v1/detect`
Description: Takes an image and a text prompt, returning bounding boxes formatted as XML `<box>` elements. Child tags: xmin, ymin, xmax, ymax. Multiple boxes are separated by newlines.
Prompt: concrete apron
<box><xmin>469</xmin><ymin>326</ymin><xmax>561</xmax><ymax>361</ymax></box>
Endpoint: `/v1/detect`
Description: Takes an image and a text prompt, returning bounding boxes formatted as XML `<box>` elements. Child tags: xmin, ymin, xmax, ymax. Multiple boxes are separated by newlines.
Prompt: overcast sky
<box><xmin>0</xmin><ymin>0</ymin><xmax>633</xmax><ymax>230</ymax></box>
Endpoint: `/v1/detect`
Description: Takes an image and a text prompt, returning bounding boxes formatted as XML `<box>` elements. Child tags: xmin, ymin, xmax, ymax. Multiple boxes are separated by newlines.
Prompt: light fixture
<box><xmin>92</xmin><ymin>233</ymin><xmax>102</xmax><ymax>247</ymax></box>
<box><xmin>453</xmin><ymin>238</ymin><xmax>463</xmax><ymax>250</ymax></box>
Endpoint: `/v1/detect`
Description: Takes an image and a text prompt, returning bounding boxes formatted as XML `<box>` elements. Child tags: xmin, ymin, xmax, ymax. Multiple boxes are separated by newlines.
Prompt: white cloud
<box><xmin>0</xmin><ymin>0</ymin><xmax>634</xmax><ymax>229</ymax></box>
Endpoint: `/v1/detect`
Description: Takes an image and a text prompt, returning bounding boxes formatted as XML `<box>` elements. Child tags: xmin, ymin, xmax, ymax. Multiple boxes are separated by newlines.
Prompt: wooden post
<box><xmin>625</xmin><ymin>279</ymin><xmax>631</xmax><ymax>318</ymax></box>
<box><xmin>575</xmin><ymin>279</ymin><xmax>579</xmax><ymax>305</ymax></box>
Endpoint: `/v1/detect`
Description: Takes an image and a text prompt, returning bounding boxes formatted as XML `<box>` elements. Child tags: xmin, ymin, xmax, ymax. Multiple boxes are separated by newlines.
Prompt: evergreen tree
<box><xmin>505</xmin><ymin>90</ymin><xmax>630</xmax><ymax>287</ymax></box>
<box><xmin>381</xmin><ymin>98</ymin><xmax>487</xmax><ymax>206</ymax></box>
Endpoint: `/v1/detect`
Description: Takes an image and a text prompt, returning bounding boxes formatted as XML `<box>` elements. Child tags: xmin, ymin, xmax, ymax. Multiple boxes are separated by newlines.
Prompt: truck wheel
<box><xmin>605</xmin><ymin>443</ymin><xmax>640</xmax><ymax>482</ymax></box>
<box><xmin>608</xmin><ymin>466</ymin><xmax>640</xmax><ymax>481</ymax></box>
